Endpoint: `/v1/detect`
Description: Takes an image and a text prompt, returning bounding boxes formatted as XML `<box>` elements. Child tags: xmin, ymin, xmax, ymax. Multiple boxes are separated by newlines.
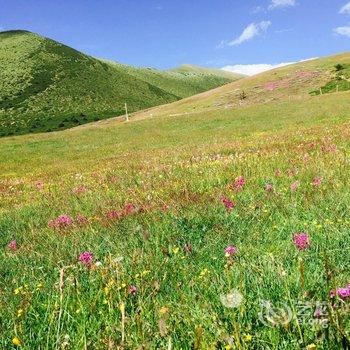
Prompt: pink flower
<box><xmin>73</xmin><ymin>185</ymin><xmax>88</xmax><ymax>195</ymax></box>
<box><xmin>79</xmin><ymin>251</ymin><xmax>93</xmax><ymax>266</ymax></box>
<box><xmin>232</xmin><ymin>176</ymin><xmax>246</xmax><ymax>191</ymax></box>
<box><xmin>224</xmin><ymin>245</ymin><xmax>237</xmax><ymax>257</ymax></box>
<box><xmin>35</xmin><ymin>181</ymin><xmax>44</xmax><ymax>190</ymax></box>
<box><xmin>106</xmin><ymin>210</ymin><xmax>122</xmax><ymax>220</ymax></box>
<box><xmin>48</xmin><ymin>214</ymin><xmax>73</xmax><ymax>229</ymax></box>
<box><xmin>161</xmin><ymin>204</ymin><xmax>169</xmax><ymax>212</ymax></box>
<box><xmin>336</xmin><ymin>288</ymin><xmax>350</xmax><ymax>300</ymax></box>
<box><xmin>290</xmin><ymin>181</ymin><xmax>300</xmax><ymax>192</ymax></box>
<box><xmin>124</xmin><ymin>203</ymin><xmax>136</xmax><ymax>215</ymax></box>
<box><xmin>129</xmin><ymin>285</ymin><xmax>137</xmax><ymax>295</ymax></box>
<box><xmin>311</xmin><ymin>177</ymin><xmax>323</xmax><ymax>186</ymax></box>
<box><xmin>293</xmin><ymin>232</ymin><xmax>310</xmax><ymax>251</ymax></box>
<box><xmin>221</xmin><ymin>196</ymin><xmax>235</xmax><ymax>212</ymax></box>
<box><xmin>8</xmin><ymin>240</ymin><xmax>17</xmax><ymax>250</ymax></box>
<box><xmin>265</xmin><ymin>183</ymin><xmax>274</xmax><ymax>192</ymax></box>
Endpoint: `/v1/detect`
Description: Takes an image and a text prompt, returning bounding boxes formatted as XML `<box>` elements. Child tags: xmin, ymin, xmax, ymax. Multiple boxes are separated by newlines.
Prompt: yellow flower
<box><xmin>12</xmin><ymin>337</ymin><xmax>21</xmax><ymax>346</ymax></box>
<box><xmin>159</xmin><ymin>306</ymin><xmax>169</xmax><ymax>315</ymax></box>
<box><xmin>17</xmin><ymin>309</ymin><xmax>23</xmax><ymax>317</ymax></box>
<box><xmin>243</xmin><ymin>334</ymin><xmax>253</xmax><ymax>342</ymax></box>
<box><xmin>224</xmin><ymin>345</ymin><xmax>232</xmax><ymax>350</ymax></box>
<box><xmin>172</xmin><ymin>247</ymin><xmax>180</xmax><ymax>254</ymax></box>
<box><xmin>306</xmin><ymin>344</ymin><xmax>316</xmax><ymax>350</ymax></box>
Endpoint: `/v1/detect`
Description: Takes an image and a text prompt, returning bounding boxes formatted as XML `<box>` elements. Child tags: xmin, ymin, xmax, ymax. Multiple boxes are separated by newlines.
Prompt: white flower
<box><xmin>112</xmin><ymin>256</ymin><xmax>124</xmax><ymax>264</ymax></box>
<box><xmin>95</xmin><ymin>261</ymin><xmax>102</xmax><ymax>267</ymax></box>
<box><xmin>220</xmin><ymin>289</ymin><xmax>244</xmax><ymax>308</ymax></box>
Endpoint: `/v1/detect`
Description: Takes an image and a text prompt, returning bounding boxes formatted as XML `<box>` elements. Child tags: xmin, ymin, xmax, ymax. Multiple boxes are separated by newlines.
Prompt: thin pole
<box><xmin>125</xmin><ymin>102</ymin><xmax>129</xmax><ymax>122</ymax></box>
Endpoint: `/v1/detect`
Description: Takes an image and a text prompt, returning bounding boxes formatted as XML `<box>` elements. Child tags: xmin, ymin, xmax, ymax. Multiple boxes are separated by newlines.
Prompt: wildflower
<box><xmin>172</xmin><ymin>247</ymin><xmax>180</xmax><ymax>255</ymax></box>
<box><xmin>73</xmin><ymin>185</ymin><xmax>88</xmax><ymax>195</ymax></box>
<box><xmin>159</xmin><ymin>306</ymin><xmax>169</xmax><ymax>315</ymax></box>
<box><xmin>220</xmin><ymin>289</ymin><xmax>244</xmax><ymax>308</ymax></box>
<box><xmin>124</xmin><ymin>203</ymin><xmax>136</xmax><ymax>215</ymax></box>
<box><xmin>232</xmin><ymin>176</ymin><xmax>245</xmax><ymax>191</ymax></box>
<box><xmin>264</xmin><ymin>183</ymin><xmax>274</xmax><ymax>192</ymax></box>
<box><xmin>311</xmin><ymin>177</ymin><xmax>323</xmax><ymax>186</ymax></box>
<box><xmin>161</xmin><ymin>204</ymin><xmax>169</xmax><ymax>212</ymax></box>
<box><xmin>224</xmin><ymin>245</ymin><xmax>237</xmax><ymax>257</ymax></box>
<box><xmin>221</xmin><ymin>196</ymin><xmax>235</xmax><ymax>212</ymax></box>
<box><xmin>274</xmin><ymin>169</ymin><xmax>282</xmax><ymax>177</ymax></box>
<box><xmin>95</xmin><ymin>261</ymin><xmax>102</xmax><ymax>267</ymax></box>
<box><xmin>78</xmin><ymin>251</ymin><xmax>93</xmax><ymax>266</ymax></box>
<box><xmin>290</xmin><ymin>181</ymin><xmax>300</xmax><ymax>192</ymax></box>
<box><xmin>48</xmin><ymin>214</ymin><xmax>73</xmax><ymax>229</ymax></box>
<box><xmin>129</xmin><ymin>285</ymin><xmax>137</xmax><ymax>295</ymax></box>
<box><xmin>12</xmin><ymin>337</ymin><xmax>21</xmax><ymax>346</ymax></box>
<box><xmin>243</xmin><ymin>334</ymin><xmax>253</xmax><ymax>342</ymax></box>
<box><xmin>8</xmin><ymin>240</ymin><xmax>17</xmax><ymax>250</ymax></box>
<box><xmin>306</xmin><ymin>344</ymin><xmax>317</xmax><ymax>350</ymax></box>
<box><xmin>106</xmin><ymin>210</ymin><xmax>122</xmax><ymax>220</ymax></box>
<box><xmin>112</xmin><ymin>256</ymin><xmax>124</xmax><ymax>264</ymax></box>
<box><xmin>293</xmin><ymin>233</ymin><xmax>310</xmax><ymax>251</ymax></box>
<box><xmin>35</xmin><ymin>181</ymin><xmax>44</xmax><ymax>190</ymax></box>
<box><xmin>336</xmin><ymin>287</ymin><xmax>350</xmax><ymax>300</ymax></box>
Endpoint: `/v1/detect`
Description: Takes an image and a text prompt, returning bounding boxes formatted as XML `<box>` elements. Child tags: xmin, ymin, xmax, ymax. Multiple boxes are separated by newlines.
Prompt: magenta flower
<box><xmin>232</xmin><ymin>176</ymin><xmax>246</xmax><ymax>191</ymax></box>
<box><xmin>293</xmin><ymin>232</ymin><xmax>310</xmax><ymax>251</ymax></box>
<box><xmin>8</xmin><ymin>240</ymin><xmax>17</xmax><ymax>250</ymax></box>
<box><xmin>311</xmin><ymin>177</ymin><xmax>323</xmax><ymax>186</ymax></box>
<box><xmin>264</xmin><ymin>183</ymin><xmax>274</xmax><ymax>192</ymax></box>
<box><xmin>221</xmin><ymin>196</ymin><xmax>235</xmax><ymax>212</ymax></box>
<box><xmin>330</xmin><ymin>285</ymin><xmax>350</xmax><ymax>301</ymax></box>
<box><xmin>290</xmin><ymin>181</ymin><xmax>300</xmax><ymax>192</ymax></box>
<box><xmin>124</xmin><ymin>203</ymin><xmax>136</xmax><ymax>215</ymax></box>
<box><xmin>48</xmin><ymin>214</ymin><xmax>73</xmax><ymax>229</ymax></box>
<box><xmin>129</xmin><ymin>285</ymin><xmax>137</xmax><ymax>295</ymax></box>
<box><xmin>79</xmin><ymin>251</ymin><xmax>93</xmax><ymax>266</ymax></box>
<box><xmin>106</xmin><ymin>210</ymin><xmax>122</xmax><ymax>220</ymax></box>
<box><xmin>224</xmin><ymin>245</ymin><xmax>237</xmax><ymax>257</ymax></box>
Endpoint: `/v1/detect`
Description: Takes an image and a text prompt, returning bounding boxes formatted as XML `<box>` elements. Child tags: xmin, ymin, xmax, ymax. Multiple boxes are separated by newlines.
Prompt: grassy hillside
<box><xmin>0</xmin><ymin>52</ymin><xmax>350</xmax><ymax>348</ymax></box>
<box><xmin>0</xmin><ymin>30</ymin><xmax>241</xmax><ymax>137</ymax></box>
<box><xmin>126</xmin><ymin>52</ymin><xmax>350</xmax><ymax>121</ymax></box>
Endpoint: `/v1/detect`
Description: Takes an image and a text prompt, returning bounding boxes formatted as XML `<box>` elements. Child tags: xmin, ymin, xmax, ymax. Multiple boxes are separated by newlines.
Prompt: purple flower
<box><xmin>48</xmin><ymin>214</ymin><xmax>73</xmax><ymax>229</ymax></box>
<box><xmin>232</xmin><ymin>176</ymin><xmax>246</xmax><ymax>191</ymax></box>
<box><xmin>293</xmin><ymin>233</ymin><xmax>310</xmax><ymax>251</ymax></box>
<box><xmin>79</xmin><ymin>251</ymin><xmax>93</xmax><ymax>266</ymax></box>
<box><xmin>224</xmin><ymin>245</ymin><xmax>237</xmax><ymax>257</ymax></box>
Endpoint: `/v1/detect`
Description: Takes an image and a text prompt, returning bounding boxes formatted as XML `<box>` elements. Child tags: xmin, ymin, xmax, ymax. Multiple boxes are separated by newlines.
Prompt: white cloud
<box><xmin>221</xmin><ymin>57</ymin><xmax>318</xmax><ymax>76</ymax></box>
<box><xmin>340</xmin><ymin>2</ymin><xmax>350</xmax><ymax>14</ymax></box>
<box><xmin>334</xmin><ymin>26</ymin><xmax>350</xmax><ymax>37</ymax></box>
<box><xmin>269</xmin><ymin>0</ymin><xmax>296</xmax><ymax>10</ymax></box>
<box><xmin>225</xmin><ymin>21</ymin><xmax>271</xmax><ymax>47</ymax></box>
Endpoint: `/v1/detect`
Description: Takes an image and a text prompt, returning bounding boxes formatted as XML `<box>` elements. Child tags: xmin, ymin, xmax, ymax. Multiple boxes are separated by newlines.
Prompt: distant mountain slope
<box><xmin>127</xmin><ymin>52</ymin><xmax>350</xmax><ymax>122</ymax></box>
<box><xmin>0</xmin><ymin>30</ymin><xmax>241</xmax><ymax>136</ymax></box>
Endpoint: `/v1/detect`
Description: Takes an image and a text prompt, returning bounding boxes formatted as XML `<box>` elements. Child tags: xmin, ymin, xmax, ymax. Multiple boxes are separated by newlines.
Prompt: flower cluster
<box><xmin>293</xmin><ymin>232</ymin><xmax>310</xmax><ymax>251</ymax></box>
<box><xmin>221</xmin><ymin>196</ymin><xmax>235</xmax><ymax>211</ymax></box>
<box><xmin>8</xmin><ymin>240</ymin><xmax>17</xmax><ymax>250</ymax></box>
<box><xmin>232</xmin><ymin>176</ymin><xmax>245</xmax><ymax>191</ymax></box>
<box><xmin>79</xmin><ymin>251</ymin><xmax>94</xmax><ymax>266</ymax></box>
<box><xmin>48</xmin><ymin>214</ymin><xmax>73</xmax><ymax>229</ymax></box>
<box><xmin>330</xmin><ymin>283</ymin><xmax>350</xmax><ymax>300</ymax></box>
<box><xmin>224</xmin><ymin>245</ymin><xmax>237</xmax><ymax>257</ymax></box>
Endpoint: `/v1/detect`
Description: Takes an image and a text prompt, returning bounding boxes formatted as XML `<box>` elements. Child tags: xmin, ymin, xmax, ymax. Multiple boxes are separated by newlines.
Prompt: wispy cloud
<box><xmin>340</xmin><ymin>2</ymin><xmax>350</xmax><ymax>14</ymax></box>
<box><xmin>334</xmin><ymin>26</ymin><xmax>350</xmax><ymax>37</ymax></box>
<box><xmin>268</xmin><ymin>0</ymin><xmax>296</xmax><ymax>10</ymax></box>
<box><xmin>221</xmin><ymin>57</ymin><xmax>317</xmax><ymax>76</ymax></box>
<box><xmin>220</xmin><ymin>21</ymin><xmax>271</xmax><ymax>47</ymax></box>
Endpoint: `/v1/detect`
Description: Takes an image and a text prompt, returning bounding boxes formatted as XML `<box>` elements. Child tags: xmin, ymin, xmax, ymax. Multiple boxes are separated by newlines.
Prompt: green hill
<box><xmin>0</xmin><ymin>30</ymin><xmax>242</xmax><ymax>136</ymax></box>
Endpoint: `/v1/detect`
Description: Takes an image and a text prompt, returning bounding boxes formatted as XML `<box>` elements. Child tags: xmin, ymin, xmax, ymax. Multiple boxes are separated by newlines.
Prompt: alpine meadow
<box><xmin>1</xmin><ymin>1</ymin><xmax>350</xmax><ymax>349</ymax></box>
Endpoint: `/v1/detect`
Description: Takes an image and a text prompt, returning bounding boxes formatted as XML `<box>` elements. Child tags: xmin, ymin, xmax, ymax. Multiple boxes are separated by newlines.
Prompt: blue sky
<box><xmin>1</xmin><ymin>0</ymin><xmax>350</xmax><ymax>74</ymax></box>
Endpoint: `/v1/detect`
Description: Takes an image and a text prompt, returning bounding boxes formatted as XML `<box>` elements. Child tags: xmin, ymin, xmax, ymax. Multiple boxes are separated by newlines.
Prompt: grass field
<box><xmin>0</xmin><ymin>55</ymin><xmax>350</xmax><ymax>349</ymax></box>
<box><xmin>0</xmin><ymin>30</ymin><xmax>241</xmax><ymax>137</ymax></box>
